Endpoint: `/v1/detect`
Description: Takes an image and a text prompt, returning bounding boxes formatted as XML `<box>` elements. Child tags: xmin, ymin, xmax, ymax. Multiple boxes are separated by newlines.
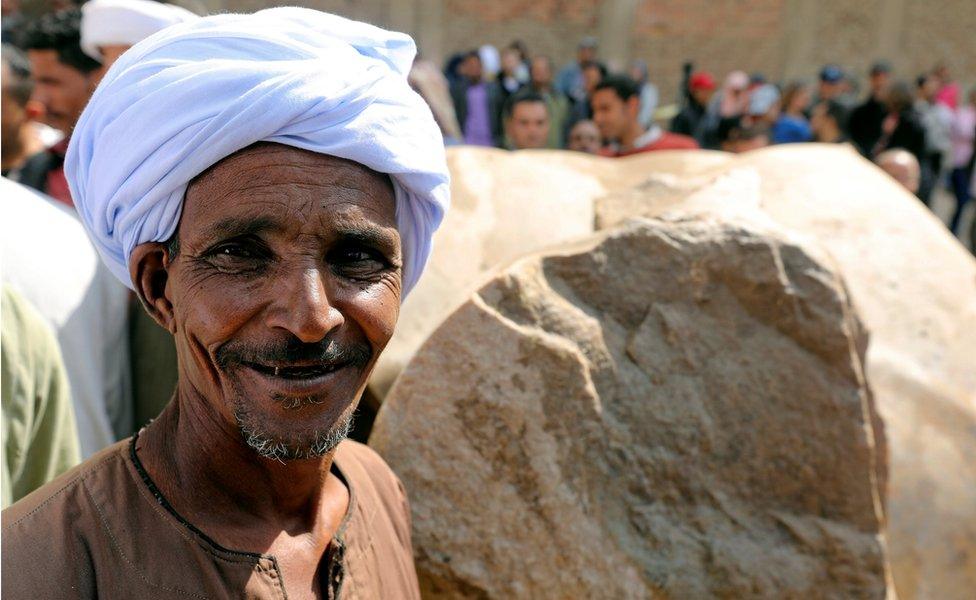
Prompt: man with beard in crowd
<box><xmin>592</xmin><ymin>74</ymin><xmax>698</xmax><ymax>156</ymax></box>
<box><xmin>2</xmin><ymin>9</ymin><xmax>450</xmax><ymax>598</ymax></box>
<box><xmin>849</xmin><ymin>60</ymin><xmax>892</xmax><ymax>156</ymax></box>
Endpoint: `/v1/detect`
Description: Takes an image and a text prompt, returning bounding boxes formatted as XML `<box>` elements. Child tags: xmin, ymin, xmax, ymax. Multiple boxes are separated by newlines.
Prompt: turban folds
<box><xmin>66</xmin><ymin>7</ymin><xmax>450</xmax><ymax>296</ymax></box>
<box><xmin>80</xmin><ymin>0</ymin><xmax>198</xmax><ymax>61</ymax></box>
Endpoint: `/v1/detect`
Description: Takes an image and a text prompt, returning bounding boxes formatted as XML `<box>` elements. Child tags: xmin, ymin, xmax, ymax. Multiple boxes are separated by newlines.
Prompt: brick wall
<box><xmin>211</xmin><ymin>0</ymin><xmax>975</xmax><ymax>103</ymax></box>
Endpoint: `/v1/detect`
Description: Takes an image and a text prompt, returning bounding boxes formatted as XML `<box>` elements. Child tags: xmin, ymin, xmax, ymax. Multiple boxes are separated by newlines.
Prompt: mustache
<box><xmin>215</xmin><ymin>337</ymin><xmax>373</xmax><ymax>370</ymax></box>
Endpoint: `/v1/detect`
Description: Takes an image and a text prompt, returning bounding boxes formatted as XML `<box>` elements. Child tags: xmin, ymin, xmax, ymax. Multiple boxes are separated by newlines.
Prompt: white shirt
<box><xmin>1</xmin><ymin>178</ymin><xmax>131</xmax><ymax>457</ymax></box>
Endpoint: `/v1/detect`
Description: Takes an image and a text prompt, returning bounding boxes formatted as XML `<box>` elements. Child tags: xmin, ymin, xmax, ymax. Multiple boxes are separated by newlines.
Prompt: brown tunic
<box><xmin>1</xmin><ymin>436</ymin><xmax>420</xmax><ymax>599</ymax></box>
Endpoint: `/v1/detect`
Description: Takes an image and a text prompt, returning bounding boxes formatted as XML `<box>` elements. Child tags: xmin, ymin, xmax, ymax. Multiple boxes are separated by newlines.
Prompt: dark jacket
<box><xmin>879</xmin><ymin>109</ymin><xmax>927</xmax><ymax>163</ymax></box>
<box><xmin>450</xmin><ymin>78</ymin><xmax>504</xmax><ymax>147</ymax></box>
<box><xmin>848</xmin><ymin>97</ymin><xmax>886</xmax><ymax>156</ymax></box>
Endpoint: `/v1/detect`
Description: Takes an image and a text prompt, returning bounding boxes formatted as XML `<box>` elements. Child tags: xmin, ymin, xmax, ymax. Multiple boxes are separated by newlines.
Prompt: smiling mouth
<box><xmin>244</xmin><ymin>361</ymin><xmax>348</xmax><ymax>380</ymax></box>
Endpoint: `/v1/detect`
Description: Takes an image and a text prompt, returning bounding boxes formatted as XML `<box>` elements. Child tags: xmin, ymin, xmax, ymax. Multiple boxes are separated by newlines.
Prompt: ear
<box><xmin>129</xmin><ymin>242</ymin><xmax>176</xmax><ymax>333</ymax></box>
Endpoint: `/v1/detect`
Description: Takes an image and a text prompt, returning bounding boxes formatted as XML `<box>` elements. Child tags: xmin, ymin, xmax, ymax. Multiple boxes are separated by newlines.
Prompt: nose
<box><xmin>265</xmin><ymin>266</ymin><xmax>343</xmax><ymax>343</ymax></box>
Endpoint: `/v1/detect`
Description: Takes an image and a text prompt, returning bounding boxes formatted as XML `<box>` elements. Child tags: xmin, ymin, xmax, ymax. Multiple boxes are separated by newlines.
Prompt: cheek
<box><xmin>170</xmin><ymin>266</ymin><xmax>266</xmax><ymax>355</ymax></box>
<box><xmin>337</xmin><ymin>283</ymin><xmax>401</xmax><ymax>352</ymax></box>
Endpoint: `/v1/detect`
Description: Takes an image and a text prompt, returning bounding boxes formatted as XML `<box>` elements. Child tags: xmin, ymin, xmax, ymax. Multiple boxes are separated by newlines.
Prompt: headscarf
<box><xmin>66</xmin><ymin>7</ymin><xmax>450</xmax><ymax>297</ymax></box>
<box><xmin>80</xmin><ymin>0</ymin><xmax>198</xmax><ymax>61</ymax></box>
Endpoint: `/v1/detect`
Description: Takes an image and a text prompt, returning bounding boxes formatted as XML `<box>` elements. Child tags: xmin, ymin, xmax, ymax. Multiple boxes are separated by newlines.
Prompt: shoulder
<box><xmin>1</xmin><ymin>286</ymin><xmax>59</xmax><ymax>366</ymax></box>
<box><xmin>2</xmin><ymin>441</ymin><xmax>131</xmax><ymax>595</ymax></box>
<box><xmin>657</xmin><ymin>132</ymin><xmax>700</xmax><ymax>149</ymax></box>
<box><xmin>2</xmin><ymin>440</ymin><xmax>128</xmax><ymax>527</ymax></box>
<box><xmin>335</xmin><ymin>440</ymin><xmax>404</xmax><ymax>498</ymax></box>
<box><xmin>334</xmin><ymin>440</ymin><xmax>411</xmax><ymax>527</ymax></box>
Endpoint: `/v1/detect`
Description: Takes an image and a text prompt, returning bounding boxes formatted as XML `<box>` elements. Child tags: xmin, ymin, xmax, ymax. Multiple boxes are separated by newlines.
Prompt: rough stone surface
<box><xmin>595</xmin><ymin>144</ymin><xmax>976</xmax><ymax>599</ymax></box>
<box><xmin>369</xmin><ymin>147</ymin><xmax>732</xmax><ymax>399</ymax></box>
<box><xmin>371</xmin><ymin>215</ymin><xmax>889</xmax><ymax>599</ymax></box>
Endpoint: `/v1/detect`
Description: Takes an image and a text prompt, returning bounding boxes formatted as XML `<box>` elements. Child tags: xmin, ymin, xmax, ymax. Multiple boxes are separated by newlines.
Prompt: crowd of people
<box><xmin>412</xmin><ymin>39</ymin><xmax>975</xmax><ymax>241</ymax></box>
<box><xmin>0</xmin><ymin>1</ymin><xmax>974</xmax><ymax>512</ymax></box>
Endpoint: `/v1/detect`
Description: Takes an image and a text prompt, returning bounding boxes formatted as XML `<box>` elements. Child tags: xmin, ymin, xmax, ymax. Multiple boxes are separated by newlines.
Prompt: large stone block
<box><xmin>372</xmin><ymin>214</ymin><xmax>889</xmax><ymax>598</ymax></box>
<box><xmin>595</xmin><ymin>144</ymin><xmax>976</xmax><ymax>599</ymax></box>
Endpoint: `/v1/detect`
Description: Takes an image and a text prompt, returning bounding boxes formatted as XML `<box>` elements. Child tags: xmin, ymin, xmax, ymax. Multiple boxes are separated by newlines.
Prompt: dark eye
<box><xmin>329</xmin><ymin>245</ymin><xmax>390</xmax><ymax>280</ymax></box>
<box><xmin>214</xmin><ymin>243</ymin><xmax>254</xmax><ymax>258</ymax></box>
<box><xmin>204</xmin><ymin>238</ymin><xmax>269</xmax><ymax>273</ymax></box>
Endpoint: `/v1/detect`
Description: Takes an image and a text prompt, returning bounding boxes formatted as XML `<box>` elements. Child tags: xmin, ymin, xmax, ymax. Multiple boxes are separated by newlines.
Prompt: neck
<box><xmin>138</xmin><ymin>382</ymin><xmax>340</xmax><ymax>547</ymax></box>
<box><xmin>619</xmin><ymin>121</ymin><xmax>647</xmax><ymax>152</ymax></box>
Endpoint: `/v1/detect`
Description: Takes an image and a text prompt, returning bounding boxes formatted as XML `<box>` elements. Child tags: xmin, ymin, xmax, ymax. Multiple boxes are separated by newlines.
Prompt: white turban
<box><xmin>66</xmin><ymin>7</ymin><xmax>450</xmax><ymax>297</ymax></box>
<box><xmin>80</xmin><ymin>0</ymin><xmax>198</xmax><ymax>61</ymax></box>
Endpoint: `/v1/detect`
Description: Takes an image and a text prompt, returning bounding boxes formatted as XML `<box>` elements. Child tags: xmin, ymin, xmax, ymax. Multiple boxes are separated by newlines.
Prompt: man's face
<box><xmin>530</xmin><ymin>57</ymin><xmax>552</xmax><ymax>88</ymax></box>
<box><xmin>157</xmin><ymin>144</ymin><xmax>400</xmax><ymax>461</ymax></box>
<box><xmin>577</xmin><ymin>46</ymin><xmax>595</xmax><ymax>64</ymax></box>
<box><xmin>501</xmin><ymin>49</ymin><xmax>520</xmax><ymax>76</ymax></box>
<box><xmin>582</xmin><ymin>66</ymin><xmax>602</xmax><ymax>94</ymax></box>
<box><xmin>27</xmin><ymin>49</ymin><xmax>97</xmax><ymax>133</ymax></box>
<box><xmin>568</xmin><ymin>120</ymin><xmax>601</xmax><ymax>153</ymax></box>
<box><xmin>691</xmin><ymin>86</ymin><xmax>714</xmax><ymax>106</ymax></box>
<box><xmin>507</xmin><ymin>101</ymin><xmax>549</xmax><ymax>150</ymax></box>
<box><xmin>818</xmin><ymin>79</ymin><xmax>840</xmax><ymax>100</ymax></box>
<box><xmin>591</xmin><ymin>88</ymin><xmax>632</xmax><ymax>141</ymax></box>
<box><xmin>869</xmin><ymin>72</ymin><xmax>889</xmax><ymax>97</ymax></box>
<box><xmin>464</xmin><ymin>55</ymin><xmax>483</xmax><ymax>83</ymax></box>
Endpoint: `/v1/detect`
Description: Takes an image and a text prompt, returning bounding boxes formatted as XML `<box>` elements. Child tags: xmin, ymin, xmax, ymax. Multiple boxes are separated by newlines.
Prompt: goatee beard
<box><xmin>233</xmin><ymin>404</ymin><xmax>354</xmax><ymax>462</ymax></box>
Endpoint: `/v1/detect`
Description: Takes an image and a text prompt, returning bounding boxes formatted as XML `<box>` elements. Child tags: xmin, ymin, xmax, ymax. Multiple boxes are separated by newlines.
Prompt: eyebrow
<box><xmin>333</xmin><ymin>224</ymin><xmax>400</xmax><ymax>254</ymax></box>
<box><xmin>198</xmin><ymin>215</ymin><xmax>285</xmax><ymax>243</ymax></box>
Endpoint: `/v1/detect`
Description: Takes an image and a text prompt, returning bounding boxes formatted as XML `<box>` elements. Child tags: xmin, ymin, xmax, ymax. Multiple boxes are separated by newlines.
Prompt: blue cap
<box><xmin>820</xmin><ymin>65</ymin><xmax>844</xmax><ymax>83</ymax></box>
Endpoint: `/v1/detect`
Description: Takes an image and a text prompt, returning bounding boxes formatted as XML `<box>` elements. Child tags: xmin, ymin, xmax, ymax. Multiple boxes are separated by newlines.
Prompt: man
<box><xmin>528</xmin><ymin>55</ymin><xmax>569</xmax><ymax>148</ymax></box>
<box><xmin>2</xmin><ymin>9</ymin><xmax>450</xmax><ymax>599</ymax></box>
<box><xmin>849</xmin><ymin>60</ymin><xmax>891</xmax><ymax>156</ymax></box>
<box><xmin>566</xmin><ymin>60</ymin><xmax>607</xmax><ymax>134</ymax></box>
<box><xmin>747</xmin><ymin>84</ymin><xmax>781</xmax><ymax>127</ymax></box>
<box><xmin>915</xmin><ymin>72</ymin><xmax>953</xmax><ymax>202</ymax></box>
<box><xmin>2</xmin><ymin>285</ymin><xmax>81</xmax><ymax>508</ymax></box>
<box><xmin>876</xmin><ymin>148</ymin><xmax>921</xmax><ymax>195</ymax></box>
<box><xmin>450</xmin><ymin>49</ymin><xmax>502</xmax><ymax>147</ymax></box>
<box><xmin>1</xmin><ymin>178</ymin><xmax>132</xmax><ymax>458</ymax></box>
<box><xmin>629</xmin><ymin>59</ymin><xmax>658</xmax><ymax>129</ymax></box>
<box><xmin>555</xmin><ymin>36</ymin><xmax>597</xmax><ymax>101</ymax></box>
<box><xmin>592</xmin><ymin>74</ymin><xmax>699</xmax><ymax>157</ymax></box>
<box><xmin>817</xmin><ymin>64</ymin><xmax>854</xmax><ymax>108</ymax></box>
<box><xmin>810</xmin><ymin>99</ymin><xmax>850</xmax><ymax>143</ymax></box>
<box><xmin>671</xmin><ymin>70</ymin><xmax>716</xmax><ymax>147</ymax></box>
<box><xmin>1</xmin><ymin>44</ymin><xmax>51</xmax><ymax>183</ymax></box>
<box><xmin>81</xmin><ymin>0</ymin><xmax>197</xmax><ymax>72</ymax></box>
<box><xmin>567</xmin><ymin>119</ymin><xmax>602</xmax><ymax>154</ymax></box>
<box><xmin>504</xmin><ymin>91</ymin><xmax>549</xmax><ymax>150</ymax></box>
<box><xmin>873</xmin><ymin>81</ymin><xmax>928</xmax><ymax>201</ymax></box>
<box><xmin>21</xmin><ymin>7</ymin><xmax>102</xmax><ymax>206</ymax></box>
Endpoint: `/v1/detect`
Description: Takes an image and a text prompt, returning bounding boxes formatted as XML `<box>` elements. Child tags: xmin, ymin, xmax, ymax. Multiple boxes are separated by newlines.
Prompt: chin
<box><xmin>225</xmin><ymin>364</ymin><xmax>365</xmax><ymax>461</ymax></box>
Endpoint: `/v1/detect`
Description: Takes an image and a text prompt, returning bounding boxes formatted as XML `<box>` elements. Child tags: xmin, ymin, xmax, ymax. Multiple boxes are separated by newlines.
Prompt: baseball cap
<box><xmin>749</xmin><ymin>84</ymin><xmax>781</xmax><ymax>116</ymax></box>
<box><xmin>820</xmin><ymin>64</ymin><xmax>844</xmax><ymax>83</ymax></box>
<box><xmin>689</xmin><ymin>71</ymin><xmax>716</xmax><ymax>91</ymax></box>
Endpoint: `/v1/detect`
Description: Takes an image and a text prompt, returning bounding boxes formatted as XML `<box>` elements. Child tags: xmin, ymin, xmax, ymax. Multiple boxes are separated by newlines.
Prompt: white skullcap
<box><xmin>66</xmin><ymin>7</ymin><xmax>450</xmax><ymax>297</ymax></box>
<box><xmin>80</xmin><ymin>0</ymin><xmax>198</xmax><ymax>60</ymax></box>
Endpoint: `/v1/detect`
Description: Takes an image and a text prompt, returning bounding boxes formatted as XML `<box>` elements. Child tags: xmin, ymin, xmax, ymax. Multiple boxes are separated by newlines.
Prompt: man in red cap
<box><xmin>671</xmin><ymin>71</ymin><xmax>717</xmax><ymax>147</ymax></box>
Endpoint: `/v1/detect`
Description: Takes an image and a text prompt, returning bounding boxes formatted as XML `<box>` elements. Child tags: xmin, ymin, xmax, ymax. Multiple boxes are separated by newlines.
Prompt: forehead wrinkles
<box><xmin>184</xmin><ymin>146</ymin><xmax>397</xmax><ymax>232</ymax></box>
